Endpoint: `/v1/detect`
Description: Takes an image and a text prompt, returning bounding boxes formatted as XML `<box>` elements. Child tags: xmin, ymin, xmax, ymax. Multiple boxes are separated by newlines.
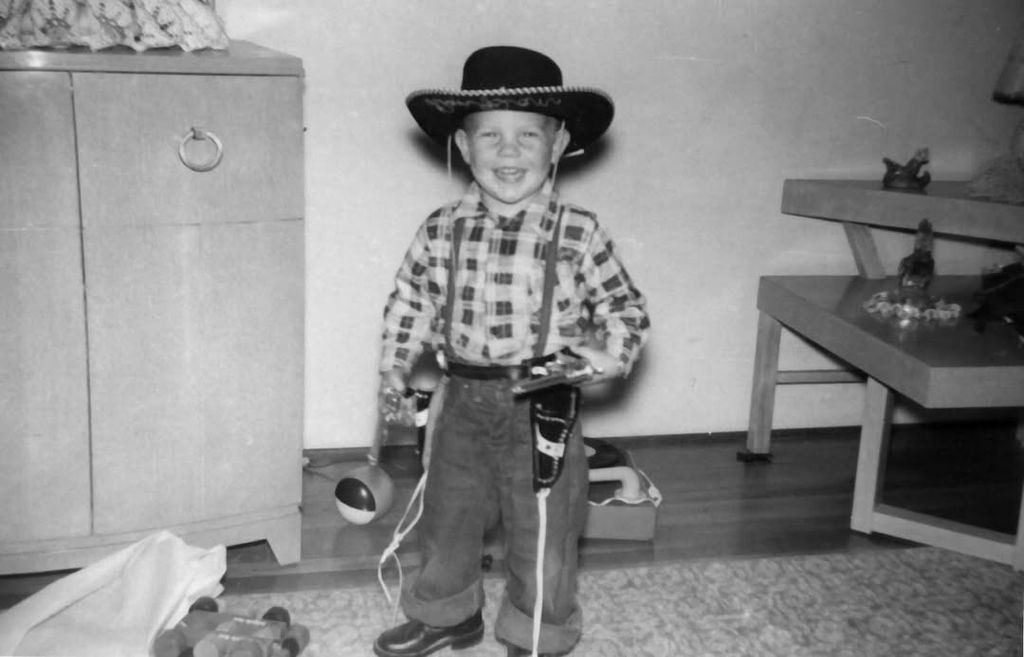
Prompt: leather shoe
<box><xmin>373</xmin><ymin>610</ymin><xmax>484</xmax><ymax>657</ymax></box>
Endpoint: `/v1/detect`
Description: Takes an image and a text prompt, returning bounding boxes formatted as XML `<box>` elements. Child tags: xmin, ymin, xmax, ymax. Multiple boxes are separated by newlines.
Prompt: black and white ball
<box><xmin>334</xmin><ymin>464</ymin><xmax>395</xmax><ymax>525</ymax></box>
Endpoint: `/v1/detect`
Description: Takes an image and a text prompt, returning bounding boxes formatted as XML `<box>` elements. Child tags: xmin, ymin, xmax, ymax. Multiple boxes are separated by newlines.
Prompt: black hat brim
<box><xmin>406</xmin><ymin>87</ymin><xmax>614</xmax><ymax>155</ymax></box>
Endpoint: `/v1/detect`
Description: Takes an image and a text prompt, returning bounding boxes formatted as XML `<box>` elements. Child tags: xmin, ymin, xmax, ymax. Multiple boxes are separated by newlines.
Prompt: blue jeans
<box><xmin>401</xmin><ymin>375</ymin><xmax>589</xmax><ymax>654</ymax></box>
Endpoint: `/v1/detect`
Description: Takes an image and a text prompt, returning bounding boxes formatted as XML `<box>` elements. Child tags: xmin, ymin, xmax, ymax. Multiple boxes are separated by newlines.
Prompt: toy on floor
<box><xmin>334</xmin><ymin>457</ymin><xmax>395</xmax><ymax>526</ymax></box>
<box><xmin>583</xmin><ymin>437</ymin><xmax>662</xmax><ymax>541</ymax></box>
<box><xmin>152</xmin><ymin>596</ymin><xmax>309</xmax><ymax>657</ymax></box>
<box><xmin>334</xmin><ymin>389</ymin><xmax>432</xmax><ymax>525</ymax></box>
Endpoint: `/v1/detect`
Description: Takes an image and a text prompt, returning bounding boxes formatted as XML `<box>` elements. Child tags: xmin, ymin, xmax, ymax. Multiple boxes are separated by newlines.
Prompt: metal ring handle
<box><xmin>177</xmin><ymin>127</ymin><xmax>224</xmax><ymax>172</ymax></box>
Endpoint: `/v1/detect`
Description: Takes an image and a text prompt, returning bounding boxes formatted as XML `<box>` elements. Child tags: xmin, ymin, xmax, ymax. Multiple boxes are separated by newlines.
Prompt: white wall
<box><xmin>217</xmin><ymin>0</ymin><xmax>1023</xmax><ymax>449</ymax></box>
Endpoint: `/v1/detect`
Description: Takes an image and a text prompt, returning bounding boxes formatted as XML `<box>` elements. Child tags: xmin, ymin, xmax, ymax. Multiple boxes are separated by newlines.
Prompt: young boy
<box><xmin>375</xmin><ymin>45</ymin><xmax>649</xmax><ymax>657</ymax></box>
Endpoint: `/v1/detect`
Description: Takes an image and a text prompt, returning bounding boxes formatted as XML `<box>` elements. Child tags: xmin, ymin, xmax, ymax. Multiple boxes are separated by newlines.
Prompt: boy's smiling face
<box><xmin>455</xmin><ymin>110</ymin><xmax>569</xmax><ymax>217</ymax></box>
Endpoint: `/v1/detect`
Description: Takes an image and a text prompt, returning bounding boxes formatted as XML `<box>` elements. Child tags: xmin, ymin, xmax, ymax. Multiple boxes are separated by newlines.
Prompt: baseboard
<box><xmin>304</xmin><ymin>416</ymin><xmax>1022</xmax><ymax>465</ymax></box>
<box><xmin>303</xmin><ymin>426</ymin><xmax>865</xmax><ymax>466</ymax></box>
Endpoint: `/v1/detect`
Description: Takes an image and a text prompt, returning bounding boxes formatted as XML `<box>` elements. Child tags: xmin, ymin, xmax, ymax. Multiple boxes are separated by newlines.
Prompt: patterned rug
<box><xmin>221</xmin><ymin>547</ymin><xmax>1024</xmax><ymax>657</ymax></box>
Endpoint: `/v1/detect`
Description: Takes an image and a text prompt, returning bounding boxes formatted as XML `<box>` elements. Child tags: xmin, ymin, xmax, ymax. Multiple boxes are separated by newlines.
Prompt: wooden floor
<box><xmin>1</xmin><ymin>421</ymin><xmax>1021</xmax><ymax>608</ymax></box>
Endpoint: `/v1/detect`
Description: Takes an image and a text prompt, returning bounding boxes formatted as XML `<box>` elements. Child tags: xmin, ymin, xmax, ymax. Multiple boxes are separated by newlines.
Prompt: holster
<box><xmin>529</xmin><ymin>384</ymin><xmax>581</xmax><ymax>492</ymax></box>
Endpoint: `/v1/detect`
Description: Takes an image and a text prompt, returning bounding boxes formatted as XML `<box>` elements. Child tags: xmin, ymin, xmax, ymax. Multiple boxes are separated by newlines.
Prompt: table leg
<box><xmin>741</xmin><ymin>311</ymin><xmax>782</xmax><ymax>461</ymax></box>
<box><xmin>851</xmin><ymin>377</ymin><xmax>893</xmax><ymax>533</ymax></box>
<box><xmin>1015</xmin><ymin>413</ymin><xmax>1024</xmax><ymax>570</ymax></box>
<box><xmin>1012</xmin><ymin>491</ymin><xmax>1024</xmax><ymax>572</ymax></box>
<box><xmin>842</xmin><ymin>222</ymin><xmax>886</xmax><ymax>279</ymax></box>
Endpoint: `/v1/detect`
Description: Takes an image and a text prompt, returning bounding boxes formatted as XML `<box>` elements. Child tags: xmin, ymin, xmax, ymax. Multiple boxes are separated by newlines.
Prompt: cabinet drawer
<box><xmin>73</xmin><ymin>72</ymin><xmax>303</xmax><ymax>227</ymax></box>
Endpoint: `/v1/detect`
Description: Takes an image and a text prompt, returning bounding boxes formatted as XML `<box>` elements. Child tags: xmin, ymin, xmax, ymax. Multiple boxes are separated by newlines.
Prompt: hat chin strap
<box><xmin>548</xmin><ymin>120</ymin><xmax>568</xmax><ymax>187</ymax></box>
<box><xmin>446</xmin><ymin>133</ymin><xmax>454</xmax><ymax>185</ymax></box>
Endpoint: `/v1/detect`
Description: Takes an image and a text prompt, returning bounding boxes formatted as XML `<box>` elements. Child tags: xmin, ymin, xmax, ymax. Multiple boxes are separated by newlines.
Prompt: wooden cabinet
<box><xmin>0</xmin><ymin>42</ymin><xmax>305</xmax><ymax>574</ymax></box>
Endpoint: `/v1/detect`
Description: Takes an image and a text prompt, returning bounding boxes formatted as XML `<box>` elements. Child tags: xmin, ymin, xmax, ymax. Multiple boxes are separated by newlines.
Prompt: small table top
<box><xmin>781</xmin><ymin>179</ymin><xmax>1024</xmax><ymax>245</ymax></box>
<box><xmin>758</xmin><ymin>275</ymin><xmax>1024</xmax><ymax>408</ymax></box>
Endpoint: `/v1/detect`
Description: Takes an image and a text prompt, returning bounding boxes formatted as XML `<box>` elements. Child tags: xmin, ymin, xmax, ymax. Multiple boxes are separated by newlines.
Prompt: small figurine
<box><xmin>863</xmin><ymin>219</ymin><xmax>960</xmax><ymax>328</ymax></box>
<box><xmin>897</xmin><ymin>218</ymin><xmax>936</xmax><ymax>301</ymax></box>
<box><xmin>883</xmin><ymin>147</ymin><xmax>931</xmax><ymax>192</ymax></box>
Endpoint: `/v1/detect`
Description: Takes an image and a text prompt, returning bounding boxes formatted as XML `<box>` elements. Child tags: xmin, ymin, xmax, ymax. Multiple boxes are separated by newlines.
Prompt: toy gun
<box><xmin>511</xmin><ymin>351</ymin><xmax>595</xmax><ymax>396</ymax></box>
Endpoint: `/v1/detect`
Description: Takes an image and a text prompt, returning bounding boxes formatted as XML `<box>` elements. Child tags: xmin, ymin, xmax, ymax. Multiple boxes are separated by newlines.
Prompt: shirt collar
<box><xmin>454</xmin><ymin>182</ymin><xmax>560</xmax><ymax>233</ymax></box>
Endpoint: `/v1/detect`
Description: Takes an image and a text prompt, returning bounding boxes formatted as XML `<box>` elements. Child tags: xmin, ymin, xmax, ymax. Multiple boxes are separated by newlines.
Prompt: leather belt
<box><xmin>446</xmin><ymin>353</ymin><xmax>557</xmax><ymax>381</ymax></box>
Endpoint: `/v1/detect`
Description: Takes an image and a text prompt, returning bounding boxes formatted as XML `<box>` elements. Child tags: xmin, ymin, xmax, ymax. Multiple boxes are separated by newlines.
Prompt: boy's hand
<box><xmin>379</xmin><ymin>371</ymin><xmax>415</xmax><ymax>426</ymax></box>
<box><xmin>571</xmin><ymin>346</ymin><xmax>623</xmax><ymax>385</ymax></box>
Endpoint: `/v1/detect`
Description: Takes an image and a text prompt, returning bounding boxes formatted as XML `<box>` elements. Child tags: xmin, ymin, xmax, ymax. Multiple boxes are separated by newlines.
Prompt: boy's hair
<box><xmin>460</xmin><ymin>112</ymin><xmax>563</xmax><ymax>132</ymax></box>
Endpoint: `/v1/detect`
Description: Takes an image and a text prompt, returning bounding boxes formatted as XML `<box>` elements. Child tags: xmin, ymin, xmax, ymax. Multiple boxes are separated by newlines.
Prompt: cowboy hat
<box><xmin>406</xmin><ymin>45</ymin><xmax>614</xmax><ymax>155</ymax></box>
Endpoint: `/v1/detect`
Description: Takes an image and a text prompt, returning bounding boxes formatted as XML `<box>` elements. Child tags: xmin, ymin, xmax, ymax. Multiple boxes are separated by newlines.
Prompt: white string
<box><xmin>378</xmin><ymin>469</ymin><xmax>428</xmax><ymax>622</ymax></box>
<box><xmin>531</xmin><ymin>488</ymin><xmax>550</xmax><ymax>657</ymax></box>
<box><xmin>377</xmin><ymin>382</ymin><xmax>445</xmax><ymax>621</ymax></box>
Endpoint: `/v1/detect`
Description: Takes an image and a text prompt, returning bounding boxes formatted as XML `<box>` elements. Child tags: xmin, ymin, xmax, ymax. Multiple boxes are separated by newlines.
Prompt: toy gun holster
<box><xmin>528</xmin><ymin>383</ymin><xmax>581</xmax><ymax>492</ymax></box>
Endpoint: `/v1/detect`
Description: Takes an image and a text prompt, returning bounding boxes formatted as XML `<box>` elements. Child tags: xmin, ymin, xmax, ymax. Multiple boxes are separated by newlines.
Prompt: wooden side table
<box><xmin>744</xmin><ymin>180</ymin><xmax>1024</xmax><ymax>567</ymax></box>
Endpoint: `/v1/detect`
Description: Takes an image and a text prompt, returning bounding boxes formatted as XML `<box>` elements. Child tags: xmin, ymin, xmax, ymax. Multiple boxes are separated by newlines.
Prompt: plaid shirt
<box><xmin>380</xmin><ymin>183</ymin><xmax>649</xmax><ymax>375</ymax></box>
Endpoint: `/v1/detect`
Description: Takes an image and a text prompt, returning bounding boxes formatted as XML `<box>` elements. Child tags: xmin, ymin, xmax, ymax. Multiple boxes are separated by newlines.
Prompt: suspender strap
<box><xmin>443</xmin><ymin>217</ymin><xmax>464</xmax><ymax>358</ymax></box>
<box><xmin>442</xmin><ymin>207</ymin><xmax>564</xmax><ymax>361</ymax></box>
<box><xmin>534</xmin><ymin>208</ymin><xmax>563</xmax><ymax>359</ymax></box>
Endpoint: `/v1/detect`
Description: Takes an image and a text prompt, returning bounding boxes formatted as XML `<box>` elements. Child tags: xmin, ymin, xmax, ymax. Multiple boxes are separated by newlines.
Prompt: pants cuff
<box><xmin>400</xmin><ymin>575</ymin><xmax>485</xmax><ymax>628</ymax></box>
<box><xmin>494</xmin><ymin>590</ymin><xmax>582</xmax><ymax>654</ymax></box>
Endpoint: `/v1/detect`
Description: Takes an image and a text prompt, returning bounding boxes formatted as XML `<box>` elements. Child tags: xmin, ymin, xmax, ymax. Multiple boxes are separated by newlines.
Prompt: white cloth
<box><xmin>0</xmin><ymin>531</ymin><xmax>225</xmax><ymax>657</ymax></box>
